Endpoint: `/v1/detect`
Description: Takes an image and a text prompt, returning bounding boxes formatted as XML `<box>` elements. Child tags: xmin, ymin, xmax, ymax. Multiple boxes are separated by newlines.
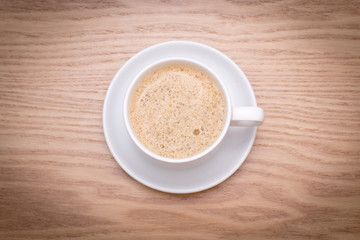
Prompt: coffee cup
<box><xmin>123</xmin><ymin>58</ymin><xmax>264</xmax><ymax>163</ymax></box>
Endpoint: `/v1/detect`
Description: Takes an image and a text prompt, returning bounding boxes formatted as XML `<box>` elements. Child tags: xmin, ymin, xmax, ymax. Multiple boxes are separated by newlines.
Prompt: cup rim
<box><xmin>123</xmin><ymin>57</ymin><xmax>232</xmax><ymax>163</ymax></box>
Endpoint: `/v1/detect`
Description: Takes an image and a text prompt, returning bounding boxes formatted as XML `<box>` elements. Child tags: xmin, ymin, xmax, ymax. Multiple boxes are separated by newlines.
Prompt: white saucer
<box><xmin>103</xmin><ymin>41</ymin><xmax>258</xmax><ymax>194</ymax></box>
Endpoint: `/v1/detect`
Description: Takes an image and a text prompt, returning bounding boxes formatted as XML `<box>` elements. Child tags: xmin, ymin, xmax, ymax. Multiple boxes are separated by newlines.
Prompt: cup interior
<box><xmin>123</xmin><ymin>58</ymin><xmax>232</xmax><ymax>163</ymax></box>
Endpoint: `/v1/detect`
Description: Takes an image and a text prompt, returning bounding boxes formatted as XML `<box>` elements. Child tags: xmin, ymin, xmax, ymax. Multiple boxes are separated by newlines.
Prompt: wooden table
<box><xmin>1</xmin><ymin>1</ymin><xmax>359</xmax><ymax>239</ymax></box>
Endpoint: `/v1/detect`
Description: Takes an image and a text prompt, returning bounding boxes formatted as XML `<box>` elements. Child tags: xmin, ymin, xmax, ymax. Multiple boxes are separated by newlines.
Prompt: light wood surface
<box><xmin>1</xmin><ymin>0</ymin><xmax>360</xmax><ymax>239</ymax></box>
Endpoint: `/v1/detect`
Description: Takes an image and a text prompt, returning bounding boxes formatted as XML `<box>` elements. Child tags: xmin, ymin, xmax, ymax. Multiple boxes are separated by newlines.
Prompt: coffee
<box><xmin>129</xmin><ymin>64</ymin><xmax>226</xmax><ymax>159</ymax></box>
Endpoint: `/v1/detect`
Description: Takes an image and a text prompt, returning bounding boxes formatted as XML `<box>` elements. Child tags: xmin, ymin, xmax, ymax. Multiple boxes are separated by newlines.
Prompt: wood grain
<box><xmin>0</xmin><ymin>0</ymin><xmax>360</xmax><ymax>239</ymax></box>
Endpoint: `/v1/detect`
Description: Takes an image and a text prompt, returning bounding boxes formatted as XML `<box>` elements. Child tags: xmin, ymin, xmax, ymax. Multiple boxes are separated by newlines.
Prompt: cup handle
<box><xmin>231</xmin><ymin>107</ymin><xmax>264</xmax><ymax>126</ymax></box>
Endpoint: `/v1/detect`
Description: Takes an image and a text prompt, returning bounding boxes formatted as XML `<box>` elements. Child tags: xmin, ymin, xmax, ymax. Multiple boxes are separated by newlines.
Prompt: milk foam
<box><xmin>129</xmin><ymin>64</ymin><xmax>226</xmax><ymax>159</ymax></box>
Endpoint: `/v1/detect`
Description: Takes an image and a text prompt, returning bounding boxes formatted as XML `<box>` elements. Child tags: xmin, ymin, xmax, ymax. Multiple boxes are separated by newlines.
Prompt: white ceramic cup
<box><xmin>124</xmin><ymin>58</ymin><xmax>264</xmax><ymax>164</ymax></box>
